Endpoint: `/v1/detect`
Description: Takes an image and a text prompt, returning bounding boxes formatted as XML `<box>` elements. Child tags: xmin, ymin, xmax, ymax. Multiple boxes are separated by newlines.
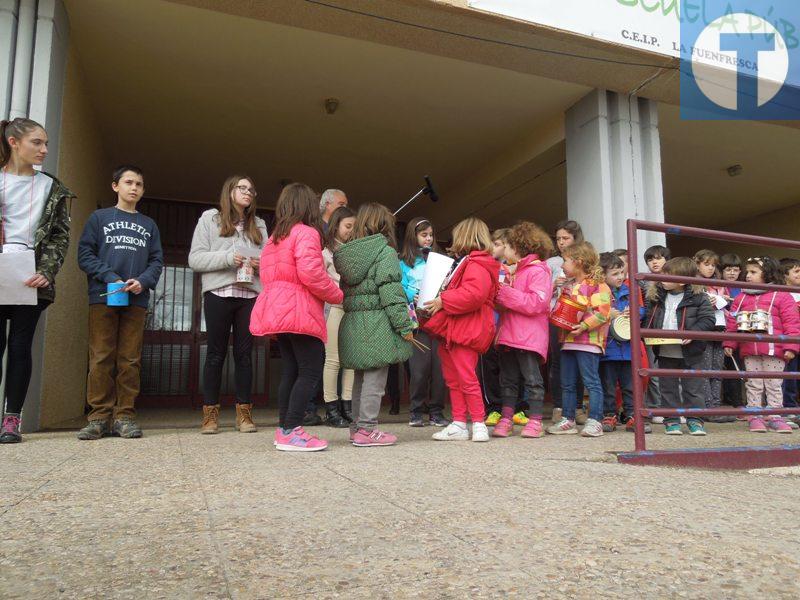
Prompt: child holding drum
<box><xmin>546</xmin><ymin>242</ymin><xmax>611</xmax><ymax>437</ymax></box>
<box><xmin>77</xmin><ymin>165</ymin><xmax>163</xmax><ymax>440</ymax></box>
<box><xmin>724</xmin><ymin>256</ymin><xmax>800</xmax><ymax>434</ymax></box>
<box><xmin>599</xmin><ymin>252</ymin><xmax>651</xmax><ymax>434</ymax></box>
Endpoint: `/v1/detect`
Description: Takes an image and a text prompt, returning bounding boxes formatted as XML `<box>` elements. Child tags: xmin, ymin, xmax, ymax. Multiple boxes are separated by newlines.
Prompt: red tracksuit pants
<box><xmin>438</xmin><ymin>343</ymin><xmax>485</xmax><ymax>423</ymax></box>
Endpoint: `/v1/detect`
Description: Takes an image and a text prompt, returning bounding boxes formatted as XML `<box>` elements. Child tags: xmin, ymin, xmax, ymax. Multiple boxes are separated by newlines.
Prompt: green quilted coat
<box><xmin>333</xmin><ymin>234</ymin><xmax>413</xmax><ymax>371</ymax></box>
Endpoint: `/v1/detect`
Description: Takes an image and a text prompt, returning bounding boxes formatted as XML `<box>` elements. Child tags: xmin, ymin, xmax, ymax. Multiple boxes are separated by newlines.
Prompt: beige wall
<box><xmin>41</xmin><ymin>45</ymin><xmax>108</xmax><ymax>428</ymax></box>
<box><xmin>669</xmin><ymin>203</ymin><xmax>800</xmax><ymax>264</ymax></box>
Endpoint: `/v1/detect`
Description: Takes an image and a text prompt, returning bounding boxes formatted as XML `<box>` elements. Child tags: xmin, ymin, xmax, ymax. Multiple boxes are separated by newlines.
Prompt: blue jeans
<box><xmin>784</xmin><ymin>356</ymin><xmax>798</xmax><ymax>408</ymax></box>
<box><xmin>600</xmin><ymin>360</ymin><xmax>633</xmax><ymax>418</ymax></box>
<box><xmin>560</xmin><ymin>350</ymin><xmax>603</xmax><ymax>422</ymax></box>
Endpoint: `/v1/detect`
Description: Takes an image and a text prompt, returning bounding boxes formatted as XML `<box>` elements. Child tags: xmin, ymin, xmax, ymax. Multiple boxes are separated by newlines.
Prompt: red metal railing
<box><xmin>625</xmin><ymin>219</ymin><xmax>800</xmax><ymax>467</ymax></box>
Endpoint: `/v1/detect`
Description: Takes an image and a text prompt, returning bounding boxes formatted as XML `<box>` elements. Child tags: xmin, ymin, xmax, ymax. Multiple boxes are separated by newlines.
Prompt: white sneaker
<box><xmin>432</xmin><ymin>421</ymin><xmax>469</xmax><ymax>441</ymax></box>
<box><xmin>471</xmin><ymin>422</ymin><xmax>490</xmax><ymax>442</ymax></box>
<box><xmin>652</xmin><ymin>416</ymin><xmax>665</xmax><ymax>424</ymax></box>
<box><xmin>581</xmin><ymin>418</ymin><xmax>604</xmax><ymax>437</ymax></box>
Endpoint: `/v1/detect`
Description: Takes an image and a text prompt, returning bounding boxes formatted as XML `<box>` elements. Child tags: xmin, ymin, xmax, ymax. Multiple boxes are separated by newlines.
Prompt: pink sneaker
<box><xmin>352</xmin><ymin>428</ymin><xmax>397</xmax><ymax>447</ymax></box>
<box><xmin>274</xmin><ymin>427</ymin><xmax>328</xmax><ymax>452</ymax></box>
<box><xmin>748</xmin><ymin>417</ymin><xmax>768</xmax><ymax>433</ymax></box>
<box><xmin>768</xmin><ymin>418</ymin><xmax>793</xmax><ymax>434</ymax></box>
<box><xmin>521</xmin><ymin>417</ymin><xmax>543</xmax><ymax>438</ymax></box>
<box><xmin>491</xmin><ymin>417</ymin><xmax>513</xmax><ymax>437</ymax></box>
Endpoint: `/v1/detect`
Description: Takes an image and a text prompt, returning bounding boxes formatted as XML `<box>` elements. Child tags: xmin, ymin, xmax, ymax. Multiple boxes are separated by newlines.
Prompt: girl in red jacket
<box><xmin>724</xmin><ymin>256</ymin><xmax>800</xmax><ymax>434</ymax></box>
<box><xmin>423</xmin><ymin>218</ymin><xmax>500</xmax><ymax>442</ymax></box>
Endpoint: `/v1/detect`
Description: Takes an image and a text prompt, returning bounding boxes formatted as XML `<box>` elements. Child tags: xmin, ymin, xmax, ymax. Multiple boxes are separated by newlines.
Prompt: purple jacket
<box><xmin>495</xmin><ymin>254</ymin><xmax>553</xmax><ymax>360</ymax></box>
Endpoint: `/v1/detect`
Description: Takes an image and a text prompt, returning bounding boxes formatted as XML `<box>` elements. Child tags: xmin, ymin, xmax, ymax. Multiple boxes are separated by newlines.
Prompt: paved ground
<box><xmin>2</xmin><ymin>408</ymin><xmax>800</xmax><ymax>599</ymax></box>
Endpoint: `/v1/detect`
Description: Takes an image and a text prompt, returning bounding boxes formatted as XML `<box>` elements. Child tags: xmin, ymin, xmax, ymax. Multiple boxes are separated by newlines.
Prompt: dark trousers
<box><xmin>478</xmin><ymin>346</ymin><xmax>503</xmax><ymax>413</ymax></box>
<box><xmin>0</xmin><ymin>300</ymin><xmax>49</xmax><ymax>414</ymax></box>
<box><xmin>548</xmin><ymin>325</ymin><xmax>583</xmax><ymax>408</ymax></box>
<box><xmin>723</xmin><ymin>354</ymin><xmax>745</xmax><ymax>407</ymax></box>
<box><xmin>408</xmin><ymin>330</ymin><xmax>446</xmax><ymax>416</ymax></box>
<box><xmin>277</xmin><ymin>333</ymin><xmax>325</xmax><ymax>430</ymax></box>
<box><xmin>657</xmin><ymin>356</ymin><xmax>706</xmax><ymax>424</ymax></box>
<box><xmin>561</xmin><ymin>350</ymin><xmax>603</xmax><ymax>422</ymax></box>
<box><xmin>600</xmin><ymin>360</ymin><xmax>633</xmax><ymax>418</ymax></box>
<box><xmin>202</xmin><ymin>293</ymin><xmax>256</xmax><ymax>405</ymax></box>
<box><xmin>499</xmin><ymin>348</ymin><xmax>545</xmax><ymax>416</ymax></box>
<box><xmin>783</xmin><ymin>356</ymin><xmax>798</xmax><ymax>408</ymax></box>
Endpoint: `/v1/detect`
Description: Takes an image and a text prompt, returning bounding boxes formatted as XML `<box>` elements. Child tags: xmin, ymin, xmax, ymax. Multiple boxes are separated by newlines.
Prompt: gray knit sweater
<box><xmin>188</xmin><ymin>209</ymin><xmax>268</xmax><ymax>294</ymax></box>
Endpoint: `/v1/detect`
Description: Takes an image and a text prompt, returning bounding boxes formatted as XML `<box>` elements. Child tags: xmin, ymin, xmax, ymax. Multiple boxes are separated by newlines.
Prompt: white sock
<box><xmin>452</xmin><ymin>421</ymin><xmax>467</xmax><ymax>429</ymax></box>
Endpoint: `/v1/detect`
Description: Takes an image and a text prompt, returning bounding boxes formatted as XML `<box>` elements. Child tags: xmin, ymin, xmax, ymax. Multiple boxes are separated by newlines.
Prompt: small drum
<box><xmin>609</xmin><ymin>316</ymin><xmax>631</xmax><ymax>342</ymax></box>
<box><xmin>549</xmin><ymin>294</ymin><xmax>587</xmax><ymax>330</ymax></box>
<box><xmin>736</xmin><ymin>311</ymin><xmax>752</xmax><ymax>332</ymax></box>
<box><xmin>749</xmin><ymin>309</ymin><xmax>771</xmax><ymax>333</ymax></box>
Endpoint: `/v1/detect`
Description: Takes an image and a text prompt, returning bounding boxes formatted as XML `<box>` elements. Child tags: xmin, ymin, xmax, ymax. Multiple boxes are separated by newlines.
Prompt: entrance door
<box><xmin>136</xmin><ymin>199</ymin><xmax>275</xmax><ymax>408</ymax></box>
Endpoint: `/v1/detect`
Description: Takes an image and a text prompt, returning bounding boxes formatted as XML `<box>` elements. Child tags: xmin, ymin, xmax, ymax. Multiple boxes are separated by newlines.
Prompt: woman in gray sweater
<box><xmin>188</xmin><ymin>175</ymin><xmax>267</xmax><ymax>434</ymax></box>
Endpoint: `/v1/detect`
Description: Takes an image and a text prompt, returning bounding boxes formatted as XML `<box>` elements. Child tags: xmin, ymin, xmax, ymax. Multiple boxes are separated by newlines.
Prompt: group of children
<box><xmin>2</xmin><ymin>118</ymin><xmax>798</xmax><ymax>450</ymax></box>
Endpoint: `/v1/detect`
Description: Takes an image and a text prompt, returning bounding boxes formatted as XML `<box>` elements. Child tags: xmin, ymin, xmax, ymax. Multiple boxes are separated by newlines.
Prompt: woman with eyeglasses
<box><xmin>189</xmin><ymin>176</ymin><xmax>267</xmax><ymax>434</ymax></box>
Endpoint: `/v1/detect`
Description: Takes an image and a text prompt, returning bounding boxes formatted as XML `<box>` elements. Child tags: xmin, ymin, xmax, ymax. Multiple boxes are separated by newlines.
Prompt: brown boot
<box><xmin>236</xmin><ymin>403</ymin><xmax>257</xmax><ymax>433</ymax></box>
<box><xmin>201</xmin><ymin>404</ymin><xmax>220</xmax><ymax>434</ymax></box>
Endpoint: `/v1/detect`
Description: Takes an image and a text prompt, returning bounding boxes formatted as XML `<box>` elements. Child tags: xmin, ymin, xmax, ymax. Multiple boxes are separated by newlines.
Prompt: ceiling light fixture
<box><xmin>324</xmin><ymin>98</ymin><xmax>340</xmax><ymax>115</ymax></box>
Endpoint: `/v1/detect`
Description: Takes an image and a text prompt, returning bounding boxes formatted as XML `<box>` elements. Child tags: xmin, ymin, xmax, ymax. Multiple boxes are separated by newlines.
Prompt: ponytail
<box><xmin>0</xmin><ymin>117</ymin><xmax>45</xmax><ymax>168</ymax></box>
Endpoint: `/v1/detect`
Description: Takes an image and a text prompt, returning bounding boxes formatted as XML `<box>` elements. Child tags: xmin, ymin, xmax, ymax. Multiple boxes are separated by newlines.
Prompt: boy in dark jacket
<box><xmin>645</xmin><ymin>257</ymin><xmax>716</xmax><ymax>436</ymax></box>
<box><xmin>599</xmin><ymin>253</ymin><xmax>650</xmax><ymax>434</ymax></box>
<box><xmin>76</xmin><ymin>166</ymin><xmax>163</xmax><ymax>440</ymax></box>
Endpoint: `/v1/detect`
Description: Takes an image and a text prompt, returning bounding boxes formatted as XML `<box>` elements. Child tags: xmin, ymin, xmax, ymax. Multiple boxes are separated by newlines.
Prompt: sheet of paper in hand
<box><xmin>416</xmin><ymin>252</ymin><xmax>454</xmax><ymax>309</ymax></box>
<box><xmin>0</xmin><ymin>250</ymin><xmax>37</xmax><ymax>305</ymax></box>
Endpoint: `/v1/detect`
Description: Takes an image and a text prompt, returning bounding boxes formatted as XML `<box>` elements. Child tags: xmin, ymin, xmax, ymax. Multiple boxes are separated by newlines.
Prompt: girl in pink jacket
<box><xmin>492</xmin><ymin>222</ymin><xmax>555</xmax><ymax>439</ymax></box>
<box><xmin>250</xmin><ymin>183</ymin><xmax>343</xmax><ymax>452</ymax></box>
<box><xmin>724</xmin><ymin>256</ymin><xmax>800</xmax><ymax>434</ymax></box>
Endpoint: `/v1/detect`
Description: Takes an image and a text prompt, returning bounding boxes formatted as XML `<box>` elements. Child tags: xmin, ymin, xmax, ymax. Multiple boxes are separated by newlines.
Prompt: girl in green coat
<box><xmin>333</xmin><ymin>203</ymin><xmax>413</xmax><ymax>447</ymax></box>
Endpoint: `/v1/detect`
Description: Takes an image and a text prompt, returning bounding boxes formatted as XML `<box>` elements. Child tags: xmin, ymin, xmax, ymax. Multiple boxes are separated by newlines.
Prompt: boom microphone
<box><xmin>424</xmin><ymin>176</ymin><xmax>439</xmax><ymax>202</ymax></box>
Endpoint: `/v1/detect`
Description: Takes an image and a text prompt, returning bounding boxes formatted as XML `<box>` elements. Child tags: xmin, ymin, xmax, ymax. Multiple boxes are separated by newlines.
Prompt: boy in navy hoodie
<box><xmin>599</xmin><ymin>252</ymin><xmax>651</xmax><ymax>434</ymax></box>
<box><xmin>76</xmin><ymin>165</ymin><xmax>163</xmax><ymax>439</ymax></box>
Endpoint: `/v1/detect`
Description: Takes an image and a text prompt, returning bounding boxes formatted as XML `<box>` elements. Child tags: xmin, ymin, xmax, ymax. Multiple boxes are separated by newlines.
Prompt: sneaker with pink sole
<box><xmin>521</xmin><ymin>418</ymin><xmax>543</xmax><ymax>438</ymax></box>
<box><xmin>274</xmin><ymin>427</ymin><xmax>328</xmax><ymax>452</ymax></box>
<box><xmin>491</xmin><ymin>417</ymin><xmax>513</xmax><ymax>438</ymax></box>
<box><xmin>352</xmin><ymin>428</ymin><xmax>397</xmax><ymax>447</ymax></box>
<box><xmin>767</xmin><ymin>418</ymin><xmax>793</xmax><ymax>434</ymax></box>
<box><xmin>748</xmin><ymin>417</ymin><xmax>768</xmax><ymax>433</ymax></box>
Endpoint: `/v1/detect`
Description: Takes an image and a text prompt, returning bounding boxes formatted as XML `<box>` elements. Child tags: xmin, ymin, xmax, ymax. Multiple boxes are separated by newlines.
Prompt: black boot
<box><xmin>302</xmin><ymin>410</ymin><xmax>323</xmax><ymax>427</ymax></box>
<box><xmin>341</xmin><ymin>400</ymin><xmax>353</xmax><ymax>423</ymax></box>
<box><xmin>325</xmin><ymin>402</ymin><xmax>349</xmax><ymax>428</ymax></box>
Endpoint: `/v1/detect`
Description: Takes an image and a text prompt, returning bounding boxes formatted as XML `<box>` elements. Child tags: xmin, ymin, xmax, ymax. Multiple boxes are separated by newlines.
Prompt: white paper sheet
<box><xmin>416</xmin><ymin>252</ymin><xmax>454</xmax><ymax>309</ymax></box>
<box><xmin>0</xmin><ymin>250</ymin><xmax>38</xmax><ymax>305</ymax></box>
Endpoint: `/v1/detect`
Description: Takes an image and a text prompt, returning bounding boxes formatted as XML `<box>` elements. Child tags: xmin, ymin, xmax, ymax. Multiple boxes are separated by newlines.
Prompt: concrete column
<box><xmin>1</xmin><ymin>0</ymin><xmax>70</xmax><ymax>432</ymax></box>
<box><xmin>0</xmin><ymin>0</ymin><xmax>19</xmax><ymax>119</ymax></box>
<box><xmin>565</xmin><ymin>89</ymin><xmax>666</xmax><ymax>258</ymax></box>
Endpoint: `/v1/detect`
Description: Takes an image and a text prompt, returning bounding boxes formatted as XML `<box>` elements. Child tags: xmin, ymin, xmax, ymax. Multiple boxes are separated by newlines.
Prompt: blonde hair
<box><xmin>449</xmin><ymin>218</ymin><xmax>492</xmax><ymax>257</ymax></box>
<box><xmin>562</xmin><ymin>241</ymin><xmax>603</xmax><ymax>283</ymax></box>
<box><xmin>352</xmin><ymin>202</ymin><xmax>397</xmax><ymax>249</ymax></box>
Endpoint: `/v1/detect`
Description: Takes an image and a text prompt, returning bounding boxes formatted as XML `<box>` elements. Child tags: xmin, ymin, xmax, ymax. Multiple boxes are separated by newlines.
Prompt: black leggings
<box><xmin>0</xmin><ymin>300</ymin><xmax>49</xmax><ymax>414</ymax></box>
<box><xmin>277</xmin><ymin>333</ymin><xmax>325</xmax><ymax>430</ymax></box>
<box><xmin>202</xmin><ymin>293</ymin><xmax>255</xmax><ymax>405</ymax></box>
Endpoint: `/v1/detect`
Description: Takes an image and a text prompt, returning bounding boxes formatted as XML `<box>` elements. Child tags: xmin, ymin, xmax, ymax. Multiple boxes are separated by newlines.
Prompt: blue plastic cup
<box><xmin>106</xmin><ymin>282</ymin><xmax>130</xmax><ymax>307</ymax></box>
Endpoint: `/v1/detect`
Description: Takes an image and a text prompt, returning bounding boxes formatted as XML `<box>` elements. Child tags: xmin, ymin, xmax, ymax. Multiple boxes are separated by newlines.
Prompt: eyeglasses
<box><xmin>234</xmin><ymin>185</ymin><xmax>257</xmax><ymax>197</ymax></box>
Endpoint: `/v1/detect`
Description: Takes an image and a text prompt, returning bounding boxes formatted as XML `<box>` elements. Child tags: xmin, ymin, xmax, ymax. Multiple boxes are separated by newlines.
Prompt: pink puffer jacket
<box><xmin>495</xmin><ymin>254</ymin><xmax>553</xmax><ymax>360</ymax></box>
<box><xmin>249</xmin><ymin>223</ymin><xmax>343</xmax><ymax>342</ymax></box>
<box><xmin>724</xmin><ymin>291</ymin><xmax>800</xmax><ymax>358</ymax></box>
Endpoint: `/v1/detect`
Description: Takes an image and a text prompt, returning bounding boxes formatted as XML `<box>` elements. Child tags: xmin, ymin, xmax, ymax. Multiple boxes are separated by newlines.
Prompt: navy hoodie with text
<box><xmin>78</xmin><ymin>207</ymin><xmax>164</xmax><ymax>308</ymax></box>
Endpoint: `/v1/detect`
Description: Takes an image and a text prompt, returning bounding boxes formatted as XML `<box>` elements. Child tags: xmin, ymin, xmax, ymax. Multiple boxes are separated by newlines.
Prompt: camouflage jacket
<box><xmin>33</xmin><ymin>173</ymin><xmax>74</xmax><ymax>302</ymax></box>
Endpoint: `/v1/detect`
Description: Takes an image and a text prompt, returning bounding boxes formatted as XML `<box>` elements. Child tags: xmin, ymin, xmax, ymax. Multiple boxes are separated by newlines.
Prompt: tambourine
<box><xmin>609</xmin><ymin>316</ymin><xmax>631</xmax><ymax>341</ymax></box>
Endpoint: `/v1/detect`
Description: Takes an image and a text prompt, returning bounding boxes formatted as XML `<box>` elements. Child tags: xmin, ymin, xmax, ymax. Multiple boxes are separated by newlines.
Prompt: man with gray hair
<box><xmin>319</xmin><ymin>189</ymin><xmax>348</xmax><ymax>233</ymax></box>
